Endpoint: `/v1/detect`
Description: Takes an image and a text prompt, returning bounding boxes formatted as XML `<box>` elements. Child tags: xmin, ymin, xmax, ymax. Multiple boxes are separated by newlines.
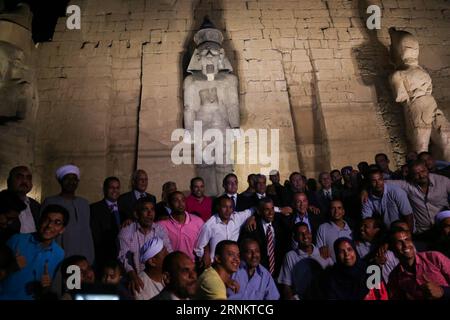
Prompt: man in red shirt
<box><xmin>388</xmin><ymin>229</ymin><xmax>450</xmax><ymax>300</ymax></box>
<box><xmin>185</xmin><ymin>177</ymin><xmax>212</xmax><ymax>222</ymax></box>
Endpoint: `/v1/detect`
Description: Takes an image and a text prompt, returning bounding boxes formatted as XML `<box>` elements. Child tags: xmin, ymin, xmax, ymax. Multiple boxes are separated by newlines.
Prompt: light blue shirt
<box><xmin>0</xmin><ymin>233</ymin><xmax>64</xmax><ymax>300</ymax></box>
<box><xmin>362</xmin><ymin>183</ymin><xmax>413</xmax><ymax>228</ymax></box>
<box><xmin>316</xmin><ymin>221</ymin><xmax>353</xmax><ymax>262</ymax></box>
<box><xmin>228</xmin><ymin>262</ymin><xmax>280</xmax><ymax>300</ymax></box>
<box><xmin>278</xmin><ymin>245</ymin><xmax>333</xmax><ymax>294</ymax></box>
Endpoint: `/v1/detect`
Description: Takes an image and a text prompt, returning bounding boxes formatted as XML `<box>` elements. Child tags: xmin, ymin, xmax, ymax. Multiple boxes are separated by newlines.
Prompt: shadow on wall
<box><xmin>351</xmin><ymin>0</ymin><xmax>407</xmax><ymax>166</ymax></box>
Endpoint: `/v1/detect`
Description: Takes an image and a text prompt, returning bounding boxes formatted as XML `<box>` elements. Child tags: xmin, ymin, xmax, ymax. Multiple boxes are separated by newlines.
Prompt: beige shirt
<box><xmin>135</xmin><ymin>272</ymin><xmax>164</xmax><ymax>300</ymax></box>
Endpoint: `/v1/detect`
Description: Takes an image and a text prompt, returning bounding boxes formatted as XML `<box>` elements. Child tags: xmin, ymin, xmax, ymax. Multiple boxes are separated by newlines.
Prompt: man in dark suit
<box><xmin>315</xmin><ymin>172</ymin><xmax>341</xmax><ymax>217</ymax></box>
<box><xmin>7</xmin><ymin>166</ymin><xmax>40</xmax><ymax>233</ymax></box>
<box><xmin>267</xmin><ymin>170</ymin><xmax>285</xmax><ymax>203</ymax></box>
<box><xmin>155</xmin><ymin>181</ymin><xmax>177</xmax><ymax>221</ymax></box>
<box><xmin>281</xmin><ymin>172</ymin><xmax>320</xmax><ymax>213</ymax></box>
<box><xmin>212</xmin><ymin>173</ymin><xmax>253</xmax><ymax>213</ymax></box>
<box><xmin>118</xmin><ymin>169</ymin><xmax>156</xmax><ymax>219</ymax></box>
<box><xmin>282</xmin><ymin>192</ymin><xmax>324</xmax><ymax>243</ymax></box>
<box><xmin>90</xmin><ymin>177</ymin><xmax>123</xmax><ymax>273</ymax></box>
<box><xmin>152</xmin><ymin>251</ymin><xmax>198</xmax><ymax>300</ymax></box>
<box><xmin>239</xmin><ymin>198</ymin><xmax>289</xmax><ymax>279</ymax></box>
<box><xmin>249</xmin><ymin>174</ymin><xmax>281</xmax><ymax>207</ymax></box>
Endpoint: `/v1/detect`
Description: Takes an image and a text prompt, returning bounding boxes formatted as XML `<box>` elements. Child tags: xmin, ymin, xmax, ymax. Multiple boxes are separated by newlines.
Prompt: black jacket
<box><xmin>239</xmin><ymin>214</ymin><xmax>289</xmax><ymax>278</ymax></box>
<box><xmin>117</xmin><ymin>191</ymin><xmax>156</xmax><ymax>219</ymax></box>
<box><xmin>90</xmin><ymin>199</ymin><xmax>123</xmax><ymax>271</ymax></box>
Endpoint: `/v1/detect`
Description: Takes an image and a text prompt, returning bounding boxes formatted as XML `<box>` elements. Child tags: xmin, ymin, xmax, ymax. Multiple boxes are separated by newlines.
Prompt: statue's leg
<box><xmin>431</xmin><ymin>111</ymin><xmax>450</xmax><ymax>162</ymax></box>
<box><xmin>405</xmin><ymin>98</ymin><xmax>434</xmax><ymax>154</ymax></box>
<box><xmin>411</xmin><ymin>127</ymin><xmax>432</xmax><ymax>153</ymax></box>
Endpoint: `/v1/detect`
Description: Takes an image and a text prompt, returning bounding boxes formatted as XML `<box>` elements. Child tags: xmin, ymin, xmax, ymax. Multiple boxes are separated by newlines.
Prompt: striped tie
<box><xmin>266</xmin><ymin>224</ymin><xmax>275</xmax><ymax>275</ymax></box>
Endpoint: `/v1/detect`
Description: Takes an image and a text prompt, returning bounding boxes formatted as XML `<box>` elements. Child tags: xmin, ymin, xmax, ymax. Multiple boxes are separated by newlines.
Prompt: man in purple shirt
<box><xmin>388</xmin><ymin>229</ymin><xmax>450</xmax><ymax>300</ymax></box>
<box><xmin>228</xmin><ymin>238</ymin><xmax>279</xmax><ymax>300</ymax></box>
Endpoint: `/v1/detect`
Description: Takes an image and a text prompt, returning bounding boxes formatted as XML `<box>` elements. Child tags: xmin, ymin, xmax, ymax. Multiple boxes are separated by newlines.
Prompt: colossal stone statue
<box><xmin>183</xmin><ymin>18</ymin><xmax>240</xmax><ymax>196</ymax></box>
<box><xmin>0</xmin><ymin>1</ymin><xmax>36</xmax><ymax>123</ymax></box>
<box><xmin>0</xmin><ymin>1</ymin><xmax>38</xmax><ymax>191</ymax></box>
<box><xmin>389</xmin><ymin>28</ymin><xmax>450</xmax><ymax>161</ymax></box>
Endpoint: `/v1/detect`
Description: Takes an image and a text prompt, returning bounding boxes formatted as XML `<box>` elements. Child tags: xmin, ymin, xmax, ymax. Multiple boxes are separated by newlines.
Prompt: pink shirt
<box><xmin>388</xmin><ymin>251</ymin><xmax>450</xmax><ymax>299</ymax></box>
<box><xmin>185</xmin><ymin>195</ymin><xmax>213</xmax><ymax>222</ymax></box>
<box><xmin>158</xmin><ymin>212</ymin><xmax>204</xmax><ymax>261</ymax></box>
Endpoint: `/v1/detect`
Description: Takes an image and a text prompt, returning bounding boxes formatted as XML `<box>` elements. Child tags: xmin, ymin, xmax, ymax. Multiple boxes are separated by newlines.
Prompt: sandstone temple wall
<box><xmin>2</xmin><ymin>0</ymin><xmax>448</xmax><ymax>201</ymax></box>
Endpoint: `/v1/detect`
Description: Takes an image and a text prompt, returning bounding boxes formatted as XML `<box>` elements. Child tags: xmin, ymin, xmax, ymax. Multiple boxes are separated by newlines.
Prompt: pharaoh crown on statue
<box><xmin>193</xmin><ymin>17</ymin><xmax>224</xmax><ymax>48</ymax></box>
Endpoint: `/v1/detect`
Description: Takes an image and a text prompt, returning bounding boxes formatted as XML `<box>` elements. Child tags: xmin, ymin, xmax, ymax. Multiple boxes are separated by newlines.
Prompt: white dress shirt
<box><xmin>195</xmin><ymin>209</ymin><xmax>254</xmax><ymax>260</ymax></box>
<box><xmin>19</xmin><ymin>197</ymin><xmax>36</xmax><ymax>233</ymax></box>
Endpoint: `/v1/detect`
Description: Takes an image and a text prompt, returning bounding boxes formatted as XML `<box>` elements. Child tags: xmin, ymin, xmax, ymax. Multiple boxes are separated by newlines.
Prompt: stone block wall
<box><xmin>2</xmin><ymin>0</ymin><xmax>448</xmax><ymax>201</ymax></box>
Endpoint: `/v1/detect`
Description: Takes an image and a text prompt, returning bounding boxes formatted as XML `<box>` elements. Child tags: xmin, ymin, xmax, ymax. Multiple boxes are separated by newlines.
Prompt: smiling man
<box><xmin>0</xmin><ymin>205</ymin><xmax>69</xmax><ymax>300</ymax></box>
<box><xmin>388</xmin><ymin>229</ymin><xmax>450</xmax><ymax>300</ymax></box>
<box><xmin>278</xmin><ymin>222</ymin><xmax>333</xmax><ymax>300</ymax></box>
<box><xmin>197</xmin><ymin>240</ymin><xmax>240</xmax><ymax>300</ymax></box>
<box><xmin>228</xmin><ymin>238</ymin><xmax>279</xmax><ymax>300</ymax></box>
<box><xmin>194</xmin><ymin>196</ymin><xmax>254</xmax><ymax>268</ymax></box>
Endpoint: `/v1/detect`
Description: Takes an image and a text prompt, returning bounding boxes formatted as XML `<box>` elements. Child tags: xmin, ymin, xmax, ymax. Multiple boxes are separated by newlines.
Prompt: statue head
<box><xmin>0</xmin><ymin>2</ymin><xmax>34</xmax><ymax>122</ymax></box>
<box><xmin>389</xmin><ymin>28</ymin><xmax>419</xmax><ymax>67</ymax></box>
<box><xmin>187</xmin><ymin>17</ymin><xmax>233</xmax><ymax>80</ymax></box>
<box><xmin>0</xmin><ymin>41</ymin><xmax>32</xmax><ymax>120</ymax></box>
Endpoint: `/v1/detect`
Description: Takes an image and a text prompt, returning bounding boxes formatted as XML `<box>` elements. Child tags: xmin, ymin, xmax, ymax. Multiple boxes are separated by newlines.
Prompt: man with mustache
<box><xmin>388</xmin><ymin>229</ymin><xmax>450</xmax><ymax>300</ymax></box>
<box><xmin>7</xmin><ymin>166</ymin><xmax>40</xmax><ymax>234</ymax></box>
<box><xmin>228</xmin><ymin>238</ymin><xmax>279</xmax><ymax>300</ymax></box>
<box><xmin>197</xmin><ymin>240</ymin><xmax>240</xmax><ymax>300</ymax></box>
<box><xmin>152</xmin><ymin>251</ymin><xmax>198</xmax><ymax>300</ymax></box>
<box><xmin>118</xmin><ymin>197</ymin><xmax>172</xmax><ymax>296</ymax></box>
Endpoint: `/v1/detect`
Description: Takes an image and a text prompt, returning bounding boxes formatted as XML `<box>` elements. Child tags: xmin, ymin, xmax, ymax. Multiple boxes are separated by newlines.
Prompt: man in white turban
<box><xmin>135</xmin><ymin>237</ymin><xmax>168</xmax><ymax>300</ymax></box>
<box><xmin>55</xmin><ymin>165</ymin><xmax>80</xmax><ymax>182</ymax></box>
<box><xmin>41</xmin><ymin>164</ymin><xmax>95</xmax><ymax>269</ymax></box>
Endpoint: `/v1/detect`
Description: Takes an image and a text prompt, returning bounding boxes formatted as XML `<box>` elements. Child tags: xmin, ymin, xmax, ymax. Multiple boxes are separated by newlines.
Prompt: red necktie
<box><xmin>267</xmin><ymin>224</ymin><xmax>275</xmax><ymax>275</ymax></box>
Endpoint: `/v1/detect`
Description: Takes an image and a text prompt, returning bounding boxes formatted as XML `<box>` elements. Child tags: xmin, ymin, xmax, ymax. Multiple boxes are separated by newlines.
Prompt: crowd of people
<box><xmin>0</xmin><ymin>151</ymin><xmax>449</xmax><ymax>300</ymax></box>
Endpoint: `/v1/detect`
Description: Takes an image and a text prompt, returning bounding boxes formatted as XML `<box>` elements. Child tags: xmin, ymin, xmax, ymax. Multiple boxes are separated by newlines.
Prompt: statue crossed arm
<box><xmin>389</xmin><ymin>28</ymin><xmax>450</xmax><ymax>160</ymax></box>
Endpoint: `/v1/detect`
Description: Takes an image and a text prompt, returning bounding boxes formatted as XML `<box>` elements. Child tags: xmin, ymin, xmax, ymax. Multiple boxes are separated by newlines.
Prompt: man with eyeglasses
<box><xmin>0</xmin><ymin>204</ymin><xmax>69</xmax><ymax>300</ymax></box>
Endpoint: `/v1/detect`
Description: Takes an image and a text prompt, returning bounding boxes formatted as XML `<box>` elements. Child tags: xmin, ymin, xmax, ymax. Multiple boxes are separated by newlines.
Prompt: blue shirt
<box><xmin>227</xmin><ymin>262</ymin><xmax>280</xmax><ymax>300</ymax></box>
<box><xmin>362</xmin><ymin>183</ymin><xmax>413</xmax><ymax>228</ymax></box>
<box><xmin>0</xmin><ymin>233</ymin><xmax>64</xmax><ymax>300</ymax></box>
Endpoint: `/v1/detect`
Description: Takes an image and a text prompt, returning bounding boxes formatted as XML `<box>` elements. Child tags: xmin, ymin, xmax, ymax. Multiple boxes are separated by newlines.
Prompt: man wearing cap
<box><xmin>135</xmin><ymin>237</ymin><xmax>168</xmax><ymax>300</ymax></box>
<box><xmin>118</xmin><ymin>169</ymin><xmax>156</xmax><ymax>220</ymax></box>
<box><xmin>41</xmin><ymin>164</ymin><xmax>94</xmax><ymax>263</ymax></box>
